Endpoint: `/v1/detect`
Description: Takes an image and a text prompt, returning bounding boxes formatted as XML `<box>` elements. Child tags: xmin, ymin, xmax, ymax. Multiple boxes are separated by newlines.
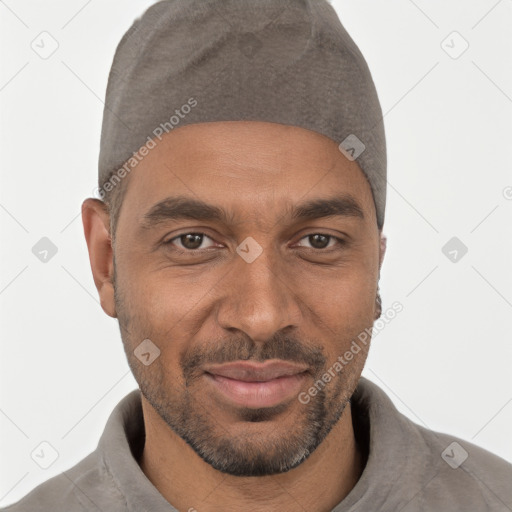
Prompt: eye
<box><xmin>295</xmin><ymin>233</ymin><xmax>345</xmax><ymax>250</ymax></box>
<box><xmin>163</xmin><ymin>232</ymin><xmax>345</xmax><ymax>253</ymax></box>
<box><xmin>164</xmin><ymin>232</ymin><xmax>217</xmax><ymax>251</ymax></box>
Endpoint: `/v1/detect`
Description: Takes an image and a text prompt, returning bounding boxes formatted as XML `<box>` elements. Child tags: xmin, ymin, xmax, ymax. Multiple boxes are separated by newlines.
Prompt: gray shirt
<box><xmin>2</xmin><ymin>377</ymin><xmax>511</xmax><ymax>511</ymax></box>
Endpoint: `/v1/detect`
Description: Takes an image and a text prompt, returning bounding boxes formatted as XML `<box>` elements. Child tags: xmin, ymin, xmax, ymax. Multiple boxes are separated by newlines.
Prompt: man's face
<box><xmin>104</xmin><ymin>121</ymin><xmax>383</xmax><ymax>477</ymax></box>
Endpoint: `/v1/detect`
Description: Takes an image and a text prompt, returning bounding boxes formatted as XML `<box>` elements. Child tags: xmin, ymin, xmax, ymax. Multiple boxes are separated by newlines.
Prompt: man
<box><xmin>2</xmin><ymin>0</ymin><xmax>511</xmax><ymax>511</ymax></box>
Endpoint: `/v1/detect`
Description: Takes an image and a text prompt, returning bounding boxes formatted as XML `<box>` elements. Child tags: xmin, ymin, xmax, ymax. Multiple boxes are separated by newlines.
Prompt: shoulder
<box><xmin>353</xmin><ymin>377</ymin><xmax>512</xmax><ymax>511</ymax></box>
<box><xmin>0</xmin><ymin>452</ymin><xmax>127</xmax><ymax>512</ymax></box>
<box><xmin>409</xmin><ymin>423</ymin><xmax>512</xmax><ymax>511</ymax></box>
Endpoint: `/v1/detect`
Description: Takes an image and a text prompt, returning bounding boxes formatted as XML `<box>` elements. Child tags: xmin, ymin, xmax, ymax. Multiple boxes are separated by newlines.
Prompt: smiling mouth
<box><xmin>203</xmin><ymin>360</ymin><xmax>309</xmax><ymax>409</ymax></box>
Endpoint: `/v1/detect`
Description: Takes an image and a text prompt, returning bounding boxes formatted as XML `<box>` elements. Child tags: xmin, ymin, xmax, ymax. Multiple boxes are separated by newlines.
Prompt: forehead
<box><xmin>119</xmin><ymin>121</ymin><xmax>375</xmax><ymax>225</ymax></box>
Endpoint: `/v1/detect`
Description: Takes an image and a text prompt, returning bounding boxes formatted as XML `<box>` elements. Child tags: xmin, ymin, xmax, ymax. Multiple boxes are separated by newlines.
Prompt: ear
<box><xmin>81</xmin><ymin>198</ymin><xmax>117</xmax><ymax>318</ymax></box>
<box><xmin>378</xmin><ymin>232</ymin><xmax>387</xmax><ymax>274</ymax></box>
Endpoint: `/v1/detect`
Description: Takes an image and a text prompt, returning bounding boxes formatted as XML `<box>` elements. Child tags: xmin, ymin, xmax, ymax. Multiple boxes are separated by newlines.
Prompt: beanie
<box><xmin>98</xmin><ymin>0</ymin><xmax>387</xmax><ymax>228</ymax></box>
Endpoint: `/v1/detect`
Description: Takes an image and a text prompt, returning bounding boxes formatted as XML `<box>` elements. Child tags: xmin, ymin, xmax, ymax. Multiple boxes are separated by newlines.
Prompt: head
<box><xmin>82</xmin><ymin>119</ymin><xmax>386</xmax><ymax>476</ymax></box>
<box><xmin>85</xmin><ymin>0</ymin><xmax>387</xmax><ymax>478</ymax></box>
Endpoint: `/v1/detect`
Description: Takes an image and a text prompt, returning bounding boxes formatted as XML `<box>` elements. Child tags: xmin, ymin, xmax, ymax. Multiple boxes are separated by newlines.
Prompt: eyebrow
<box><xmin>140</xmin><ymin>194</ymin><xmax>365</xmax><ymax>230</ymax></box>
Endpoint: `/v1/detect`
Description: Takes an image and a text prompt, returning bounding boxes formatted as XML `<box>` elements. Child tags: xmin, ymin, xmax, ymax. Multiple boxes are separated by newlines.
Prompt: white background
<box><xmin>1</xmin><ymin>0</ymin><xmax>511</xmax><ymax>507</ymax></box>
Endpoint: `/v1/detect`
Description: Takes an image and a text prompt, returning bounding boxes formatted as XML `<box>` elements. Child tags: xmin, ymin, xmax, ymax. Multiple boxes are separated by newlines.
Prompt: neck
<box><xmin>138</xmin><ymin>397</ymin><xmax>365</xmax><ymax>512</ymax></box>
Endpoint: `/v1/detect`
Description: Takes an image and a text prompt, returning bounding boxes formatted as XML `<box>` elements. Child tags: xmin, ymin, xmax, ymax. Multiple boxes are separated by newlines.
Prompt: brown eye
<box><xmin>296</xmin><ymin>234</ymin><xmax>343</xmax><ymax>250</ymax></box>
<box><xmin>309</xmin><ymin>234</ymin><xmax>330</xmax><ymax>249</ymax></box>
<box><xmin>180</xmin><ymin>233</ymin><xmax>204</xmax><ymax>249</ymax></box>
<box><xmin>165</xmin><ymin>233</ymin><xmax>216</xmax><ymax>251</ymax></box>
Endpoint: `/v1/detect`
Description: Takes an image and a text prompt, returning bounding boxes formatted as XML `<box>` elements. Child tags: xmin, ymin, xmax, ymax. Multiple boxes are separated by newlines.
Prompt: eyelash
<box><xmin>163</xmin><ymin>232</ymin><xmax>346</xmax><ymax>252</ymax></box>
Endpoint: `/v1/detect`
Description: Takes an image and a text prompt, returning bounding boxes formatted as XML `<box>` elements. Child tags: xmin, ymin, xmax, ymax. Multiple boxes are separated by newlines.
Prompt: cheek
<box><xmin>299</xmin><ymin>255</ymin><xmax>377</xmax><ymax>316</ymax></box>
<box><xmin>120</xmin><ymin>269</ymin><xmax>214</xmax><ymax>361</ymax></box>
<box><xmin>297</xmin><ymin>263</ymin><xmax>378</xmax><ymax>357</ymax></box>
<box><xmin>306</xmin><ymin>281</ymin><xmax>376</xmax><ymax>341</ymax></box>
<box><xmin>121</xmin><ymin>257</ymin><xmax>208</xmax><ymax>317</ymax></box>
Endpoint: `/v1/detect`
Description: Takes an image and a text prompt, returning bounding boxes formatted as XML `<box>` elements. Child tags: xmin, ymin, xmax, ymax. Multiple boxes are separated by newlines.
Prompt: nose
<box><xmin>216</xmin><ymin>244</ymin><xmax>303</xmax><ymax>343</ymax></box>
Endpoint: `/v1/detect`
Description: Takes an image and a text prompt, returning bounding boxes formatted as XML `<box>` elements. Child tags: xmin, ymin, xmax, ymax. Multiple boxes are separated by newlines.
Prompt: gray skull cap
<box><xmin>98</xmin><ymin>0</ymin><xmax>387</xmax><ymax>229</ymax></box>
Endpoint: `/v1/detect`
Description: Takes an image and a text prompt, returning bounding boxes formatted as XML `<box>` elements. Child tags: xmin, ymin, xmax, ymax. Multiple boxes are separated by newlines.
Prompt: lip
<box><xmin>204</xmin><ymin>360</ymin><xmax>309</xmax><ymax>409</ymax></box>
<box><xmin>203</xmin><ymin>360</ymin><xmax>309</xmax><ymax>381</ymax></box>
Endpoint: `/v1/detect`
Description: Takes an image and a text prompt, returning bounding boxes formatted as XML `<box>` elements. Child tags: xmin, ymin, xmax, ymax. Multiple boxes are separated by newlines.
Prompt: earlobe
<box><xmin>379</xmin><ymin>232</ymin><xmax>387</xmax><ymax>271</ymax></box>
<box><xmin>374</xmin><ymin>232</ymin><xmax>386</xmax><ymax>320</ymax></box>
<box><xmin>81</xmin><ymin>198</ymin><xmax>117</xmax><ymax>318</ymax></box>
<box><xmin>374</xmin><ymin>288</ymin><xmax>382</xmax><ymax>320</ymax></box>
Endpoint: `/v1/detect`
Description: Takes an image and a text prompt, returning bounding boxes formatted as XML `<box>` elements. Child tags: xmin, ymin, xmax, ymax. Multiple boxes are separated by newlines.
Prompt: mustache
<box><xmin>181</xmin><ymin>332</ymin><xmax>326</xmax><ymax>379</ymax></box>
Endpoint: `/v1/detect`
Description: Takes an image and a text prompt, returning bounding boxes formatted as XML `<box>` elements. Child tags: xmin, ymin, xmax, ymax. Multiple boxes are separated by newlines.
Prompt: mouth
<box><xmin>203</xmin><ymin>360</ymin><xmax>309</xmax><ymax>409</ymax></box>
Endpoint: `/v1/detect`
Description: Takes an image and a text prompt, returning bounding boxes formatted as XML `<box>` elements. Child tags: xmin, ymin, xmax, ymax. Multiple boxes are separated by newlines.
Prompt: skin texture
<box><xmin>82</xmin><ymin>120</ymin><xmax>386</xmax><ymax>512</ymax></box>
